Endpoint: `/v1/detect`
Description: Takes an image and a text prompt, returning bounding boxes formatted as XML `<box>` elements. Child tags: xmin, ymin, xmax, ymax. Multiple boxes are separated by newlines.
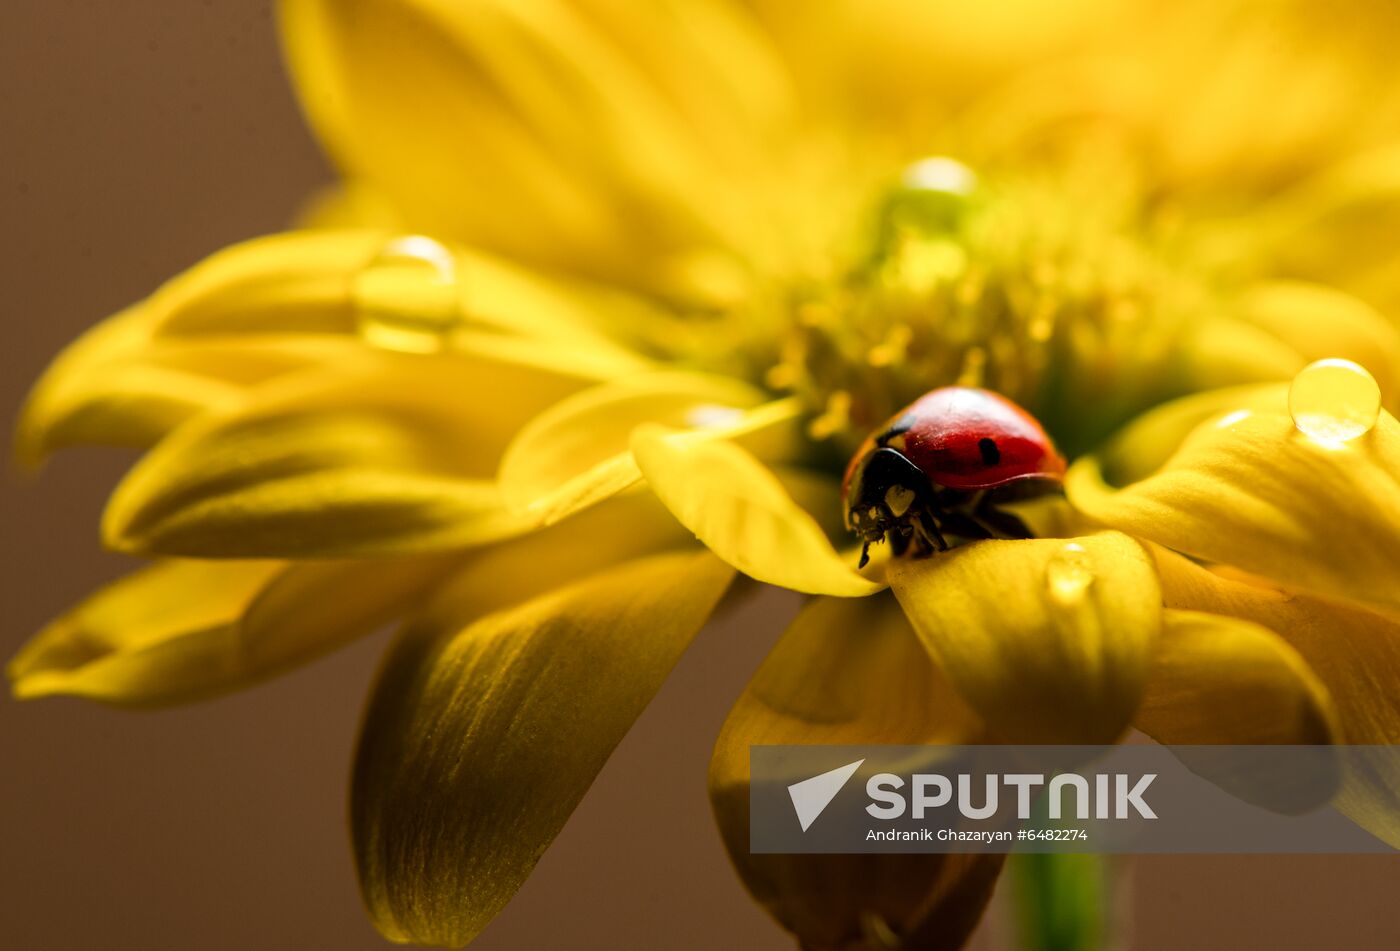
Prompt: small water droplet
<box><xmin>874</xmin><ymin>157</ymin><xmax>979</xmax><ymax>255</ymax></box>
<box><xmin>1288</xmin><ymin>358</ymin><xmax>1381</xmax><ymax>446</ymax></box>
<box><xmin>1045</xmin><ymin>542</ymin><xmax>1094</xmax><ymax>605</ymax></box>
<box><xmin>353</xmin><ymin>235</ymin><xmax>461</xmax><ymax>354</ymax></box>
<box><xmin>900</xmin><ymin>157</ymin><xmax>979</xmax><ymax>197</ymax></box>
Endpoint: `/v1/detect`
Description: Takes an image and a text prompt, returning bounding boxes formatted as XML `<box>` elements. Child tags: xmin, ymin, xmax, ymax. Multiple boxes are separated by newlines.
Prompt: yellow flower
<box><xmin>13</xmin><ymin>0</ymin><xmax>1400</xmax><ymax>947</ymax></box>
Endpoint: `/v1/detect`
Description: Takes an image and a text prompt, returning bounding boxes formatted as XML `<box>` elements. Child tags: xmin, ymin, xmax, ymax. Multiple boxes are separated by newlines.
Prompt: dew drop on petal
<box><xmin>900</xmin><ymin>157</ymin><xmax>979</xmax><ymax>197</ymax></box>
<box><xmin>1288</xmin><ymin>358</ymin><xmax>1381</xmax><ymax>445</ymax></box>
<box><xmin>876</xmin><ymin>157</ymin><xmax>980</xmax><ymax>246</ymax></box>
<box><xmin>353</xmin><ymin>235</ymin><xmax>461</xmax><ymax>354</ymax></box>
<box><xmin>1045</xmin><ymin>542</ymin><xmax>1094</xmax><ymax>605</ymax></box>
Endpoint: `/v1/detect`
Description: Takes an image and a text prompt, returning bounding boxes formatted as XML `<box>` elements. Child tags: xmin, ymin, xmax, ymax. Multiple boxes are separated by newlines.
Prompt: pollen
<box><xmin>750</xmin><ymin>158</ymin><xmax>1203</xmax><ymax>460</ymax></box>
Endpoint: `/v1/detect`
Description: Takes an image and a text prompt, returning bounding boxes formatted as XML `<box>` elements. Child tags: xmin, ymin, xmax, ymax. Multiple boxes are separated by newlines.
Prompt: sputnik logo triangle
<box><xmin>787</xmin><ymin>759</ymin><xmax>865</xmax><ymax>832</ymax></box>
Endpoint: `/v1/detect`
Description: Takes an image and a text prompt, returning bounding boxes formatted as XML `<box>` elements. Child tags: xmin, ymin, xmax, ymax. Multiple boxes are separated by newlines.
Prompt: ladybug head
<box><xmin>843</xmin><ymin>447</ymin><xmax>933</xmax><ymax>565</ymax></box>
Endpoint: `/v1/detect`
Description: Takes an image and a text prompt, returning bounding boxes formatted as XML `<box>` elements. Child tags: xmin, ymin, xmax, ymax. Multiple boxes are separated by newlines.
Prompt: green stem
<box><xmin>1008</xmin><ymin>851</ymin><xmax>1109</xmax><ymax>951</ymax></box>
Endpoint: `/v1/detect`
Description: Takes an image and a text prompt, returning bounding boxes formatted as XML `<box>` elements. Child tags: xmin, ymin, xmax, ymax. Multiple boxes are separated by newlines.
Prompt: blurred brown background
<box><xmin>2</xmin><ymin>4</ymin><xmax>1399</xmax><ymax>950</ymax></box>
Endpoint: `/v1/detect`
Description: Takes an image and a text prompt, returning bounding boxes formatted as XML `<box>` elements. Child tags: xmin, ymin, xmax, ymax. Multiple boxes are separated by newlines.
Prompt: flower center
<box><xmin>701</xmin><ymin>157</ymin><xmax>1213</xmax><ymax>465</ymax></box>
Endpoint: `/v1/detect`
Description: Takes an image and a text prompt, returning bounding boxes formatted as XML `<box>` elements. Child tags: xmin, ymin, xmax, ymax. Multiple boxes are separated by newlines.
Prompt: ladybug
<box><xmin>842</xmin><ymin>387</ymin><xmax>1066</xmax><ymax>568</ymax></box>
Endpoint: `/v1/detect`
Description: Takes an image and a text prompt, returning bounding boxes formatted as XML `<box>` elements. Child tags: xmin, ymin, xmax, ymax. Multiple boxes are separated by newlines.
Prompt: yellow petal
<box><xmin>1135</xmin><ymin>609</ymin><xmax>1340</xmax><ymax>814</ymax></box>
<box><xmin>1151</xmin><ymin>548</ymin><xmax>1400</xmax><ymax>844</ymax></box>
<box><xmin>148</xmin><ymin>229</ymin><xmax>382</xmax><ymax>335</ymax></box>
<box><xmin>722</xmin><ymin>593</ymin><xmax>981</xmax><ymax>745</ymax></box>
<box><xmin>352</xmin><ymin>548</ymin><xmax>733</xmax><ymax>947</ymax></box>
<box><xmin>1068</xmin><ymin>408</ymin><xmax>1400</xmax><ymax>616</ymax></box>
<box><xmin>1172</xmin><ymin>314</ymin><xmax>1304</xmax><ymax>393</ymax></box>
<box><xmin>1239</xmin><ymin>281</ymin><xmax>1400</xmax><ymax>405</ymax></box>
<box><xmin>19</xmin><ymin>227</ymin><xmax>654</xmax><ymax>465</ymax></box>
<box><xmin>631</xmin><ymin>423</ymin><xmax>882</xmax><ymax>596</ymax></box>
<box><xmin>710</xmin><ymin>593</ymin><xmax>996</xmax><ymax>949</ymax></box>
<box><xmin>1138</xmin><ymin>610</ymin><xmax>1338</xmax><ymax>746</ymax></box>
<box><xmin>1248</xmin><ymin>145</ymin><xmax>1400</xmax><ymax>301</ymax></box>
<box><xmin>1092</xmin><ymin>384</ymin><xmax>1288</xmax><ymax>487</ymax></box>
<box><xmin>497</xmin><ymin>371</ymin><xmax>767</xmax><ymax>522</ymax></box>
<box><xmin>17</xmin><ymin>335</ymin><xmax>369</xmax><ymax>464</ymax></box>
<box><xmin>20</xmin><ymin>361</ymin><xmax>239</xmax><ymax>465</ymax></box>
<box><xmin>16</xmin><ymin>306</ymin><xmax>154</xmax><ymax>464</ymax></box>
<box><xmin>751</xmin><ymin>0</ymin><xmax>1105</xmax><ymax>140</ymax></box>
<box><xmin>104</xmin><ymin>353</ymin><xmax>585</xmax><ymax>557</ymax></box>
<box><xmin>146</xmin><ymin>228</ymin><xmax>657</xmax><ymax>378</ymax></box>
<box><xmin>8</xmin><ymin>557</ymin><xmax>449</xmax><ymax>706</ymax></box>
<box><xmin>889</xmin><ymin>532</ymin><xmax>1160</xmax><ymax>743</ymax></box>
<box><xmin>280</xmin><ymin>0</ymin><xmax>794</xmax><ymax>289</ymax></box>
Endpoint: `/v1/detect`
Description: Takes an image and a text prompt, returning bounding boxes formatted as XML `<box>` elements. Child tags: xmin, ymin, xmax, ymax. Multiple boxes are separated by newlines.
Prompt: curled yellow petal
<box><xmin>631</xmin><ymin>423</ymin><xmax>882</xmax><ymax>596</ymax></box>
<box><xmin>9</xmin><ymin>557</ymin><xmax>450</xmax><ymax>706</ymax></box>
<box><xmin>147</xmin><ymin>229</ymin><xmax>381</xmax><ymax>335</ymax></box>
<box><xmin>1138</xmin><ymin>609</ymin><xmax>1338</xmax><ymax>747</ymax></box>
<box><xmin>1135</xmin><ymin>609</ymin><xmax>1340</xmax><ymax>814</ymax></box>
<box><xmin>17</xmin><ymin>335</ymin><xmax>370</xmax><ymax>465</ymax></box>
<box><xmin>1092</xmin><ymin>384</ymin><xmax>1288</xmax><ymax>487</ymax></box>
<box><xmin>146</xmin><ymin>228</ymin><xmax>656</xmax><ymax>378</ymax></box>
<box><xmin>889</xmin><ymin>532</ymin><xmax>1160</xmax><ymax>744</ymax></box>
<box><xmin>1068</xmin><ymin>407</ymin><xmax>1400</xmax><ymax>616</ymax></box>
<box><xmin>723</xmin><ymin>593</ymin><xmax>981</xmax><ymax>745</ymax></box>
<box><xmin>1152</xmin><ymin>548</ymin><xmax>1400</xmax><ymax>844</ymax></box>
<box><xmin>710</xmin><ymin>593</ymin><xmax>994</xmax><ymax>949</ymax></box>
<box><xmin>16</xmin><ymin>306</ymin><xmax>154</xmax><ymax>464</ymax></box>
<box><xmin>352</xmin><ymin>548</ymin><xmax>732</xmax><ymax>947</ymax></box>
<box><xmin>1239</xmin><ymin>281</ymin><xmax>1400</xmax><ymax>403</ymax></box>
<box><xmin>1173</xmin><ymin>314</ymin><xmax>1304</xmax><ymax>393</ymax></box>
<box><xmin>497</xmin><ymin>371</ymin><xmax>768</xmax><ymax>524</ymax></box>
<box><xmin>104</xmin><ymin>354</ymin><xmax>584</xmax><ymax>557</ymax></box>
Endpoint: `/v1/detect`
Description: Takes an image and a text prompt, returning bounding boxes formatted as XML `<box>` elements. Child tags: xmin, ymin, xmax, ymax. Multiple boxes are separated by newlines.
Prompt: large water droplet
<box><xmin>1045</xmin><ymin>542</ymin><xmax>1094</xmax><ymax>605</ymax></box>
<box><xmin>1288</xmin><ymin>358</ymin><xmax>1381</xmax><ymax>446</ymax></box>
<box><xmin>353</xmin><ymin>236</ymin><xmax>461</xmax><ymax>354</ymax></box>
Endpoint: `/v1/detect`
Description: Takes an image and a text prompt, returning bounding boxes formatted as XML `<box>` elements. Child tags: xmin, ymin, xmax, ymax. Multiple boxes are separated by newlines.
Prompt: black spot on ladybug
<box><xmin>978</xmin><ymin>437</ymin><xmax>1000</xmax><ymax>466</ymax></box>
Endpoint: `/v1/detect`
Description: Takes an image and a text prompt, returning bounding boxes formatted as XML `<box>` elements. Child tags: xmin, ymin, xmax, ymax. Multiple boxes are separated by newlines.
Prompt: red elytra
<box><xmin>842</xmin><ymin>387</ymin><xmax>1065</xmax><ymax>566</ymax></box>
<box><xmin>845</xmin><ymin>386</ymin><xmax>1066</xmax><ymax>494</ymax></box>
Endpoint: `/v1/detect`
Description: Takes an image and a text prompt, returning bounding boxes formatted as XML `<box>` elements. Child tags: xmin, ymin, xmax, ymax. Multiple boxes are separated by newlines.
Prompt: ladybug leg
<box><xmin>889</xmin><ymin>525</ymin><xmax>913</xmax><ymax>558</ymax></box>
<box><xmin>973</xmin><ymin>506</ymin><xmax>1034</xmax><ymax>539</ymax></box>
<box><xmin>973</xmin><ymin>491</ymin><xmax>1035</xmax><ymax>539</ymax></box>
<box><xmin>935</xmin><ymin>509</ymin><xmax>993</xmax><ymax>541</ymax></box>
<box><xmin>916</xmin><ymin>509</ymin><xmax>949</xmax><ymax>552</ymax></box>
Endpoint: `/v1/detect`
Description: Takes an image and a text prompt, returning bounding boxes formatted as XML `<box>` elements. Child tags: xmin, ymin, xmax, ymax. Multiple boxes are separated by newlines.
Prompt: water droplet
<box><xmin>353</xmin><ymin>236</ymin><xmax>461</xmax><ymax>354</ymax></box>
<box><xmin>875</xmin><ymin>157</ymin><xmax>979</xmax><ymax>254</ymax></box>
<box><xmin>1045</xmin><ymin>542</ymin><xmax>1094</xmax><ymax>605</ymax></box>
<box><xmin>900</xmin><ymin>157</ymin><xmax>979</xmax><ymax>197</ymax></box>
<box><xmin>1288</xmin><ymin>358</ymin><xmax>1381</xmax><ymax>446</ymax></box>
